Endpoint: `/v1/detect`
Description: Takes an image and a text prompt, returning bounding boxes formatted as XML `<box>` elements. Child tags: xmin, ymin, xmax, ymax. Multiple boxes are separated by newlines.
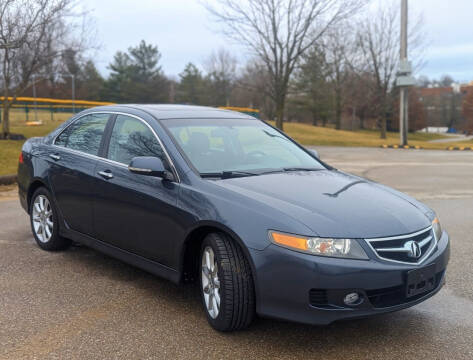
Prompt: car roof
<box><xmin>88</xmin><ymin>104</ymin><xmax>256</xmax><ymax>120</ymax></box>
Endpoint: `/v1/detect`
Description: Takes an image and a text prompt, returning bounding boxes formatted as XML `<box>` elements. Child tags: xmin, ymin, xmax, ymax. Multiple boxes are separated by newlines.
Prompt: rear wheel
<box><xmin>30</xmin><ymin>187</ymin><xmax>70</xmax><ymax>251</ymax></box>
<box><xmin>199</xmin><ymin>232</ymin><xmax>255</xmax><ymax>331</ymax></box>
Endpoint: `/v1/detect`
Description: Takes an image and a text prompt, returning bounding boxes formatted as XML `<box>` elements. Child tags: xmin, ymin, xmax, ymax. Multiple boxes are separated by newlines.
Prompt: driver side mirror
<box><xmin>308</xmin><ymin>148</ymin><xmax>320</xmax><ymax>159</ymax></box>
<box><xmin>128</xmin><ymin>156</ymin><xmax>175</xmax><ymax>181</ymax></box>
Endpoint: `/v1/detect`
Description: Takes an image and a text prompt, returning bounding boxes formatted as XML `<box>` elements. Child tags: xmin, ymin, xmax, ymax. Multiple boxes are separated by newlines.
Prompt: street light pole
<box><xmin>32</xmin><ymin>74</ymin><xmax>38</xmax><ymax>122</ymax></box>
<box><xmin>71</xmin><ymin>75</ymin><xmax>75</xmax><ymax>113</ymax></box>
<box><xmin>399</xmin><ymin>0</ymin><xmax>409</xmax><ymax>146</ymax></box>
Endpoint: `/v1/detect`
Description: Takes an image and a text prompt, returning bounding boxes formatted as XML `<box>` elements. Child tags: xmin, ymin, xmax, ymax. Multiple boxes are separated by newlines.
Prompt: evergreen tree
<box><xmin>294</xmin><ymin>48</ymin><xmax>332</xmax><ymax>127</ymax></box>
<box><xmin>103</xmin><ymin>40</ymin><xmax>169</xmax><ymax>103</ymax></box>
<box><xmin>81</xmin><ymin>60</ymin><xmax>105</xmax><ymax>100</ymax></box>
<box><xmin>177</xmin><ymin>63</ymin><xmax>208</xmax><ymax>105</ymax></box>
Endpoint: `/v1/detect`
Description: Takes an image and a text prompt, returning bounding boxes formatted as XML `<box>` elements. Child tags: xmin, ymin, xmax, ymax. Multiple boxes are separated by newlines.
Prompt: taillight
<box><xmin>19</xmin><ymin>152</ymin><xmax>24</xmax><ymax>164</ymax></box>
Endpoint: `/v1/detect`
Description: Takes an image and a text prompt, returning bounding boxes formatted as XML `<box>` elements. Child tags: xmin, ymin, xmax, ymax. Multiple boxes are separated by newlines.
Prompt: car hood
<box><xmin>213</xmin><ymin>170</ymin><xmax>431</xmax><ymax>238</ymax></box>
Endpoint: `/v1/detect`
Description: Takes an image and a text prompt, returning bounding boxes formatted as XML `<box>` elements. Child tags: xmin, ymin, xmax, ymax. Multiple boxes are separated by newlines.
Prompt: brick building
<box><xmin>419</xmin><ymin>81</ymin><xmax>473</xmax><ymax>131</ymax></box>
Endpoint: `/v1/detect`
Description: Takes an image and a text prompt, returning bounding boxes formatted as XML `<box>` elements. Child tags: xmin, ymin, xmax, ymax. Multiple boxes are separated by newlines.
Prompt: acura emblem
<box><xmin>406</xmin><ymin>240</ymin><xmax>421</xmax><ymax>258</ymax></box>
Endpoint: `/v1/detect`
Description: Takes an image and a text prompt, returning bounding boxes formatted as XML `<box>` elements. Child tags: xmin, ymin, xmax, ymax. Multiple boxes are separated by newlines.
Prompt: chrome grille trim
<box><xmin>365</xmin><ymin>226</ymin><xmax>436</xmax><ymax>265</ymax></box>
<box><xmin>366</xmin><ymin>226</ymin><xmax>432</xmax><ymax>242</ymax></box>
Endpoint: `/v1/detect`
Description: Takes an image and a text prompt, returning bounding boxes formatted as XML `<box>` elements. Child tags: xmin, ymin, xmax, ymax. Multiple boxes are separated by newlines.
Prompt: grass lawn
<box><xmin>0</xmin><ymin>110</ymin><xmax>70</xmax><ymax>175</ymax></box>
<box><xmin>269</xmin><ymin>121</ymin><xmax>473</xmax><ymax>150</ymax></box>
<box><xmin>1</xmin><ymin>111</ymin><xmax>472</xmax><ymax>176</ymax></box>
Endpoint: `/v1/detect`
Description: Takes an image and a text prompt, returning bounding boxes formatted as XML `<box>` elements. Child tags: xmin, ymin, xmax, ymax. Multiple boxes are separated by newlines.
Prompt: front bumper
<box><xmin>249</xmin><ymin>231</ymin><xmax>450</xmax><ymax>325</ymax></box>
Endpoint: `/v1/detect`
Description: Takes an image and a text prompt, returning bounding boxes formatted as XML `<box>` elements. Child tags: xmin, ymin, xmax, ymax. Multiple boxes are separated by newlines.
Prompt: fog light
<box><xmin>343</xmin><ymin>292</ymin><xmax>361</xmax><ymax>305</ymax></box>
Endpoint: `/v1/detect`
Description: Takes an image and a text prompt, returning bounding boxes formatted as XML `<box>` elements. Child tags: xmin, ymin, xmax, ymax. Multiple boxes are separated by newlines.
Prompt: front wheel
<box><xmin>30</xmin><ymin>187</ymin><xmax>70</xmax><ymax>251</ymax></box>
<box><xmin>199</xmin><ymin>233</ymin><xmax>255</xmax><ymax>332</ymax></box>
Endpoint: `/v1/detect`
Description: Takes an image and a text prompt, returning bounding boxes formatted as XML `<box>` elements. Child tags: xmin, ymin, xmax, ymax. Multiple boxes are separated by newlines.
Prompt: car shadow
<box><xmin>61</xmin><ymin>243</ymin><xmax>444</xmax><ymax>358</ymax></box>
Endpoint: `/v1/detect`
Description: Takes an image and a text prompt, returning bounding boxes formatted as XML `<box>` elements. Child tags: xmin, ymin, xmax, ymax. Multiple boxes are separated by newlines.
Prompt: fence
<box><xmin>0</xmin><ymin>97</ymin><xmax>114</xmax><ymax>124</ymax></box>
<box><xmin>0</xmin><ymin>98</ymin><xmax>261</xmax><ymax>125</ymax></box>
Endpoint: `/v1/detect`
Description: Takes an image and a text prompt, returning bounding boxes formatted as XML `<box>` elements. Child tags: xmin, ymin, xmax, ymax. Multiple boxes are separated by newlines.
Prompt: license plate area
<box><xmin>406</xmin><ymin>263</ymin><xmax>436</xmax><ymax>298</ymax></box>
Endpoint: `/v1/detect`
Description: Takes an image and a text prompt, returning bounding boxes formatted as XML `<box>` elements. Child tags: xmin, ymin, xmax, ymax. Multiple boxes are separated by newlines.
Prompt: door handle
<box><xmin>49</xmin><ymin>154</ymin><xmax>61</xmax><ymax>161</ymax></box>
<box><xmin>98</xmin><ymin>170</ymin><xmax>113</xmax><ymax>179</ymax></box>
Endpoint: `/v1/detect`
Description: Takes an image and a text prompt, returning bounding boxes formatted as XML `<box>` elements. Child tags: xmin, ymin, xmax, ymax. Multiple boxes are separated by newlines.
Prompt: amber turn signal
<box><xmin>270</xmin><ymin>232</ymin><xmax>308</xmax><ymax>251</ymax></box>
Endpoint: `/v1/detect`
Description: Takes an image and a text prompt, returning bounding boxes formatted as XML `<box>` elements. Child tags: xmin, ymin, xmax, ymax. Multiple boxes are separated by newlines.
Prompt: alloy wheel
<box><xmin>201</xmin><ymin>246</ymin><xmax>221</xmax><ymax>319</ymax></box>
<box><xmin>32</xmin><ymin>195</ymin><xmax>53</xmax><ymax>243</ymax></box>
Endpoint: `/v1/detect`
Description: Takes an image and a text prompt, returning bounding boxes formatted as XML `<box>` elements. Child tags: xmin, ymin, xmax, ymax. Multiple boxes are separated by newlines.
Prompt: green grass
<box><xmin>1</xmin><ymin>111</ymin><xmax>472</xmax><ymax>176</ymax></box>
<box><xmin>0</xmin><ymin>109</ymin><xmax>70</xmax><ymax>175</ymax></box>
<box><xmin>268</xmin><ymin>121</ymin><xmax>473</xmax><ymax>150</ymax></box>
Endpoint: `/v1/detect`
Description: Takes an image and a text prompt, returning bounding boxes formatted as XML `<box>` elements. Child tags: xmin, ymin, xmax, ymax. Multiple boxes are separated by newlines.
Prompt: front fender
<box><xmin>177</xmin><ymin>182</ymin><xmax>315</xmax><ymax>251</ymax></box>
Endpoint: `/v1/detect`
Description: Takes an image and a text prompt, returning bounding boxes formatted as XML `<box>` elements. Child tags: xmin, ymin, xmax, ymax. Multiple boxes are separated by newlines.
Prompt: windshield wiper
<box><xmin>282</xmin><ymin>167</ymin><xmax>321</xmax><ymax>172</ymax></box>
<box><xmin>200</xmin><ymin>170</ymin><xmax>260</xmax><ymax>179</ymax></box>
<box><xmin>256</xmin><ymin>167</ymin><xmax>322</xmax><ymax>175</ymax></box>
<box><xmin>202</xmin><ymin>168</ymin><xmax>321</xmax><ymax>178</ymax></box>
<box><xmin>262</xmin><ymin>130</ymin><xmax>288</xmax><ymax>140</ymax></box>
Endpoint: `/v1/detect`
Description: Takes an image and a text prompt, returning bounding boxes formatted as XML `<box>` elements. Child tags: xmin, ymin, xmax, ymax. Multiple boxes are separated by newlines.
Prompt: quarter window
<box><xmin>107</xmin><ymin>115</ymin><xmax>164</xmax><ymax>165</ymax></box>
<box><xmin>55</xmin><ymin>113</ymin><xmax>110</xmax><ymax>156</ymax></box>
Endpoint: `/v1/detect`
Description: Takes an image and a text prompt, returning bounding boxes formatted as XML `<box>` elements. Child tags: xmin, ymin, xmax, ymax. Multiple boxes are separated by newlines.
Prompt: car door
<box><xmin>93</xmin><ymin>113</ymin><xmax>181</xmax><ymax>267</ymax></box>
<box><xmin>48</xmin><ymin>112</ymin><xmax>111</xmax><ymax>236</ymax></box>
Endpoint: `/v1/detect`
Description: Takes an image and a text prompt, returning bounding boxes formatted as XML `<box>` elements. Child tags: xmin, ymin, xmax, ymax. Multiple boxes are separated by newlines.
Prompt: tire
<box><xmin>29</xmin><ymin>187</ymin><xmax>71</xmax><ymax>251</ymax></box>
<box><xmin>199</xmin><ymin>232</ymin><xmax>255</xmax><ymax>332</ymax></box>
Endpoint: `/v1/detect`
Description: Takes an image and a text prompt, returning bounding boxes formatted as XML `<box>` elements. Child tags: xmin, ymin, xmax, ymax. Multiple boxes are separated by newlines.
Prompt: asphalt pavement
<box><xmin>1</xmin><ymin>147</ymin><xmax>472</xmax><ymax>359</ymax></box>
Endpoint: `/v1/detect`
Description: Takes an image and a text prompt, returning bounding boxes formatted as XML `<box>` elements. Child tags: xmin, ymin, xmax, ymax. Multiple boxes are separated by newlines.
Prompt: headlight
<box><xmin>269</xmin><ymin>231</ymin><xmax>368</xmax><ymax>260</ymax></box>
<box><xmin>432</xmin><ymin>217</ymin><xmax>442</xmax><ymax>243</ymax></box>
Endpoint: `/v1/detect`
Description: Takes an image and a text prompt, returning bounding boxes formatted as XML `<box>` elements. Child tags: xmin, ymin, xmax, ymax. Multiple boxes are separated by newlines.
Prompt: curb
<box><xmin>381</xmin><ymin>145</ymin><xmax>422</xmax><ymax>149</ymax></box>
<box><xmin>0</xmin><ymin>174</ymin><xmax>17</xmax><ymax>186</ymax></box>
<box><xmin>446</xmin><ymin>146</ymin><xmax>473</xmax><ymax>151</ymax></box>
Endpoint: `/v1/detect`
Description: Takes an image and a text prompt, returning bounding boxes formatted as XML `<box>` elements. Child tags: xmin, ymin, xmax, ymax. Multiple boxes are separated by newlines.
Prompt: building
<box><xmin>418</xmin><ymin>81</ymin><xmax>473</xmax><ymax>131</ymax></box>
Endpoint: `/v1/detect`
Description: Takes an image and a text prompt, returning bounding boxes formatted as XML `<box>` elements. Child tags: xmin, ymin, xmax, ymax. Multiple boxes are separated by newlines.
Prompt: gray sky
<box><xmin>82</xmin><ymin>0</ymin><xmax>473</xmax><ymax>82</ymax></box>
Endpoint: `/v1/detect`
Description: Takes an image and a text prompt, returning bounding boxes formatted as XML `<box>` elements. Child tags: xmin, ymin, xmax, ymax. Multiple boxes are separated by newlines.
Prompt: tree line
<box><xmin>19</xmin><ymin>42</ymin><xmax>253</xmax><ymax>109</ymax></box>
<box><xmin>2</xmin><ymin>0</ymin><xmax>471</xmax><ymax>139</ymax></box>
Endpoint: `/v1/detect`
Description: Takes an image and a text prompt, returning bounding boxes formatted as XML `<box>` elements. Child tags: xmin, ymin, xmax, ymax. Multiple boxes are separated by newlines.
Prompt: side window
<box><xmin>55</xmin><ymin>113</ymin><xmax>109</xmax><ymax>156</ymax></box>
<box><xmin>107</xmin><ymin>115</ymin><xmax>164</xmax><ymax>165</ymax></box>
<box><xmin>54</xmin><ymin>127</ymin><xmax>69</xmax><ymax>146</ymax></box>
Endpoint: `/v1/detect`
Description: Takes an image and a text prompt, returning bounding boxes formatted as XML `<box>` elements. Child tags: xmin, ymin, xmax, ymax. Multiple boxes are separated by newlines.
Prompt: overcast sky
<box><xmin>82</xmin><ymin>0</ymin><xmax>473</xmax><ymax>83</ymax></box>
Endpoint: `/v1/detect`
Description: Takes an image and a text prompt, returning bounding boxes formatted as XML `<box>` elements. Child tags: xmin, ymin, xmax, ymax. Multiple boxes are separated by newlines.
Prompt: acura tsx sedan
<box><xmin>18</xmin><ymin>105</ymin><xmax>450</xmax><ymax>331</ymax></box>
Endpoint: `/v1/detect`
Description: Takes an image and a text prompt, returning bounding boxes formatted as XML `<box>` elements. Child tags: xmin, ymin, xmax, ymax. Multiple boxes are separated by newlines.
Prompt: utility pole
<box><xmin>71</xmin><ymin>75</ymin><xmax>75</xmax><ymax>113</ymax></box>
<box><xmin>400</xmin><ymin>0</ymin><xmax>408</xmax><ymax>146</ymax></box>
<box><xmin>396</xmin><ymin>0</ymin><xmax>415</xmax><ymax>146</ymax></box>
<box><xmin>32</xmin><ymin>74</ymin><xmax>38</xmax><ymax>122</ymax></box>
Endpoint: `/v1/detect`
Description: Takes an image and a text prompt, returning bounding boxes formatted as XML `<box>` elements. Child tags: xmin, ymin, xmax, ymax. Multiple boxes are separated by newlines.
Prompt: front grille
<box><xmin>366</xmin><ymin>270</ymin><xmax>445</xmax><ymax>308</ymax></box>
<box><xmin>366</xmin><ymin>227</ymin><xmax>435</xmax><ymax>264</ymax></box>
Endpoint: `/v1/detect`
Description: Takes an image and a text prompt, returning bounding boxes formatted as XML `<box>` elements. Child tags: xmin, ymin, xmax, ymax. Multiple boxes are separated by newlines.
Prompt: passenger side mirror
<box><xmin>308</xmin><ymin>149</ymin><xmax>320</xmax><ymax>159</ymax></box>
<box><xmin>128</xmin><ymin>156</ymin><xmax>175</xmax><ymax>181</ymax></box>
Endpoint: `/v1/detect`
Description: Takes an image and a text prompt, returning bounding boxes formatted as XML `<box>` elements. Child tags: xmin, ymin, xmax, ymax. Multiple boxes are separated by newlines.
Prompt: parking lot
<box><xmin>1</xmin><ymin>147</ymin><xmax>472</xmax><ymax>360</ymax></box>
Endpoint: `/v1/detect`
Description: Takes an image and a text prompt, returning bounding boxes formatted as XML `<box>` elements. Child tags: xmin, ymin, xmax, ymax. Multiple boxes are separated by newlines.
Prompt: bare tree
<box><xmin>356</xmin><ymin>4</ymin><xmax>398</xmax><ymax>139</ymax></box>
<box><xmin>439</xmin><ymin>74</ymin><xmax>454</xmax><ymax>87</ymax></box>
<box><xmin>204</xmin><ymin>48</ymin><xmax>237</xmax><ymax>106</ymax></box>
<box><xmin>0</xmin><ymin>0</ymin><xmax>88</xmax><ymax>138</ymax></box>
<box><xmin>356</xmin><ymin>1</ymin><xmax>426</xmax><ymax>138</ymax></box>
<box><xmin>232</xmin><ymin>59</ymin><xmax>275</xmax><ymax>119</ymax></box>
<box><xmin>320</xmin><ymin>23</ymin><xmax>359</xmax><ymax>129</ymax></box>
<box><xmin>205</xmin><ymin>0</ymin><xmax>367</xmax><ymax>130</ymax></box>
<box><xmin>344</xmin><ymin>70</ymin><xmax>376</xmax><ymax>129</ymax></box>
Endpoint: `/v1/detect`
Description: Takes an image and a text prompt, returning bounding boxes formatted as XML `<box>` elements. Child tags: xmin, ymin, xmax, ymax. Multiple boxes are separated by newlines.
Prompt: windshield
<box><xmin>162</xmin><ymin>118</ymin><xmax>326</xmax><ymax>176</ymax></box>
